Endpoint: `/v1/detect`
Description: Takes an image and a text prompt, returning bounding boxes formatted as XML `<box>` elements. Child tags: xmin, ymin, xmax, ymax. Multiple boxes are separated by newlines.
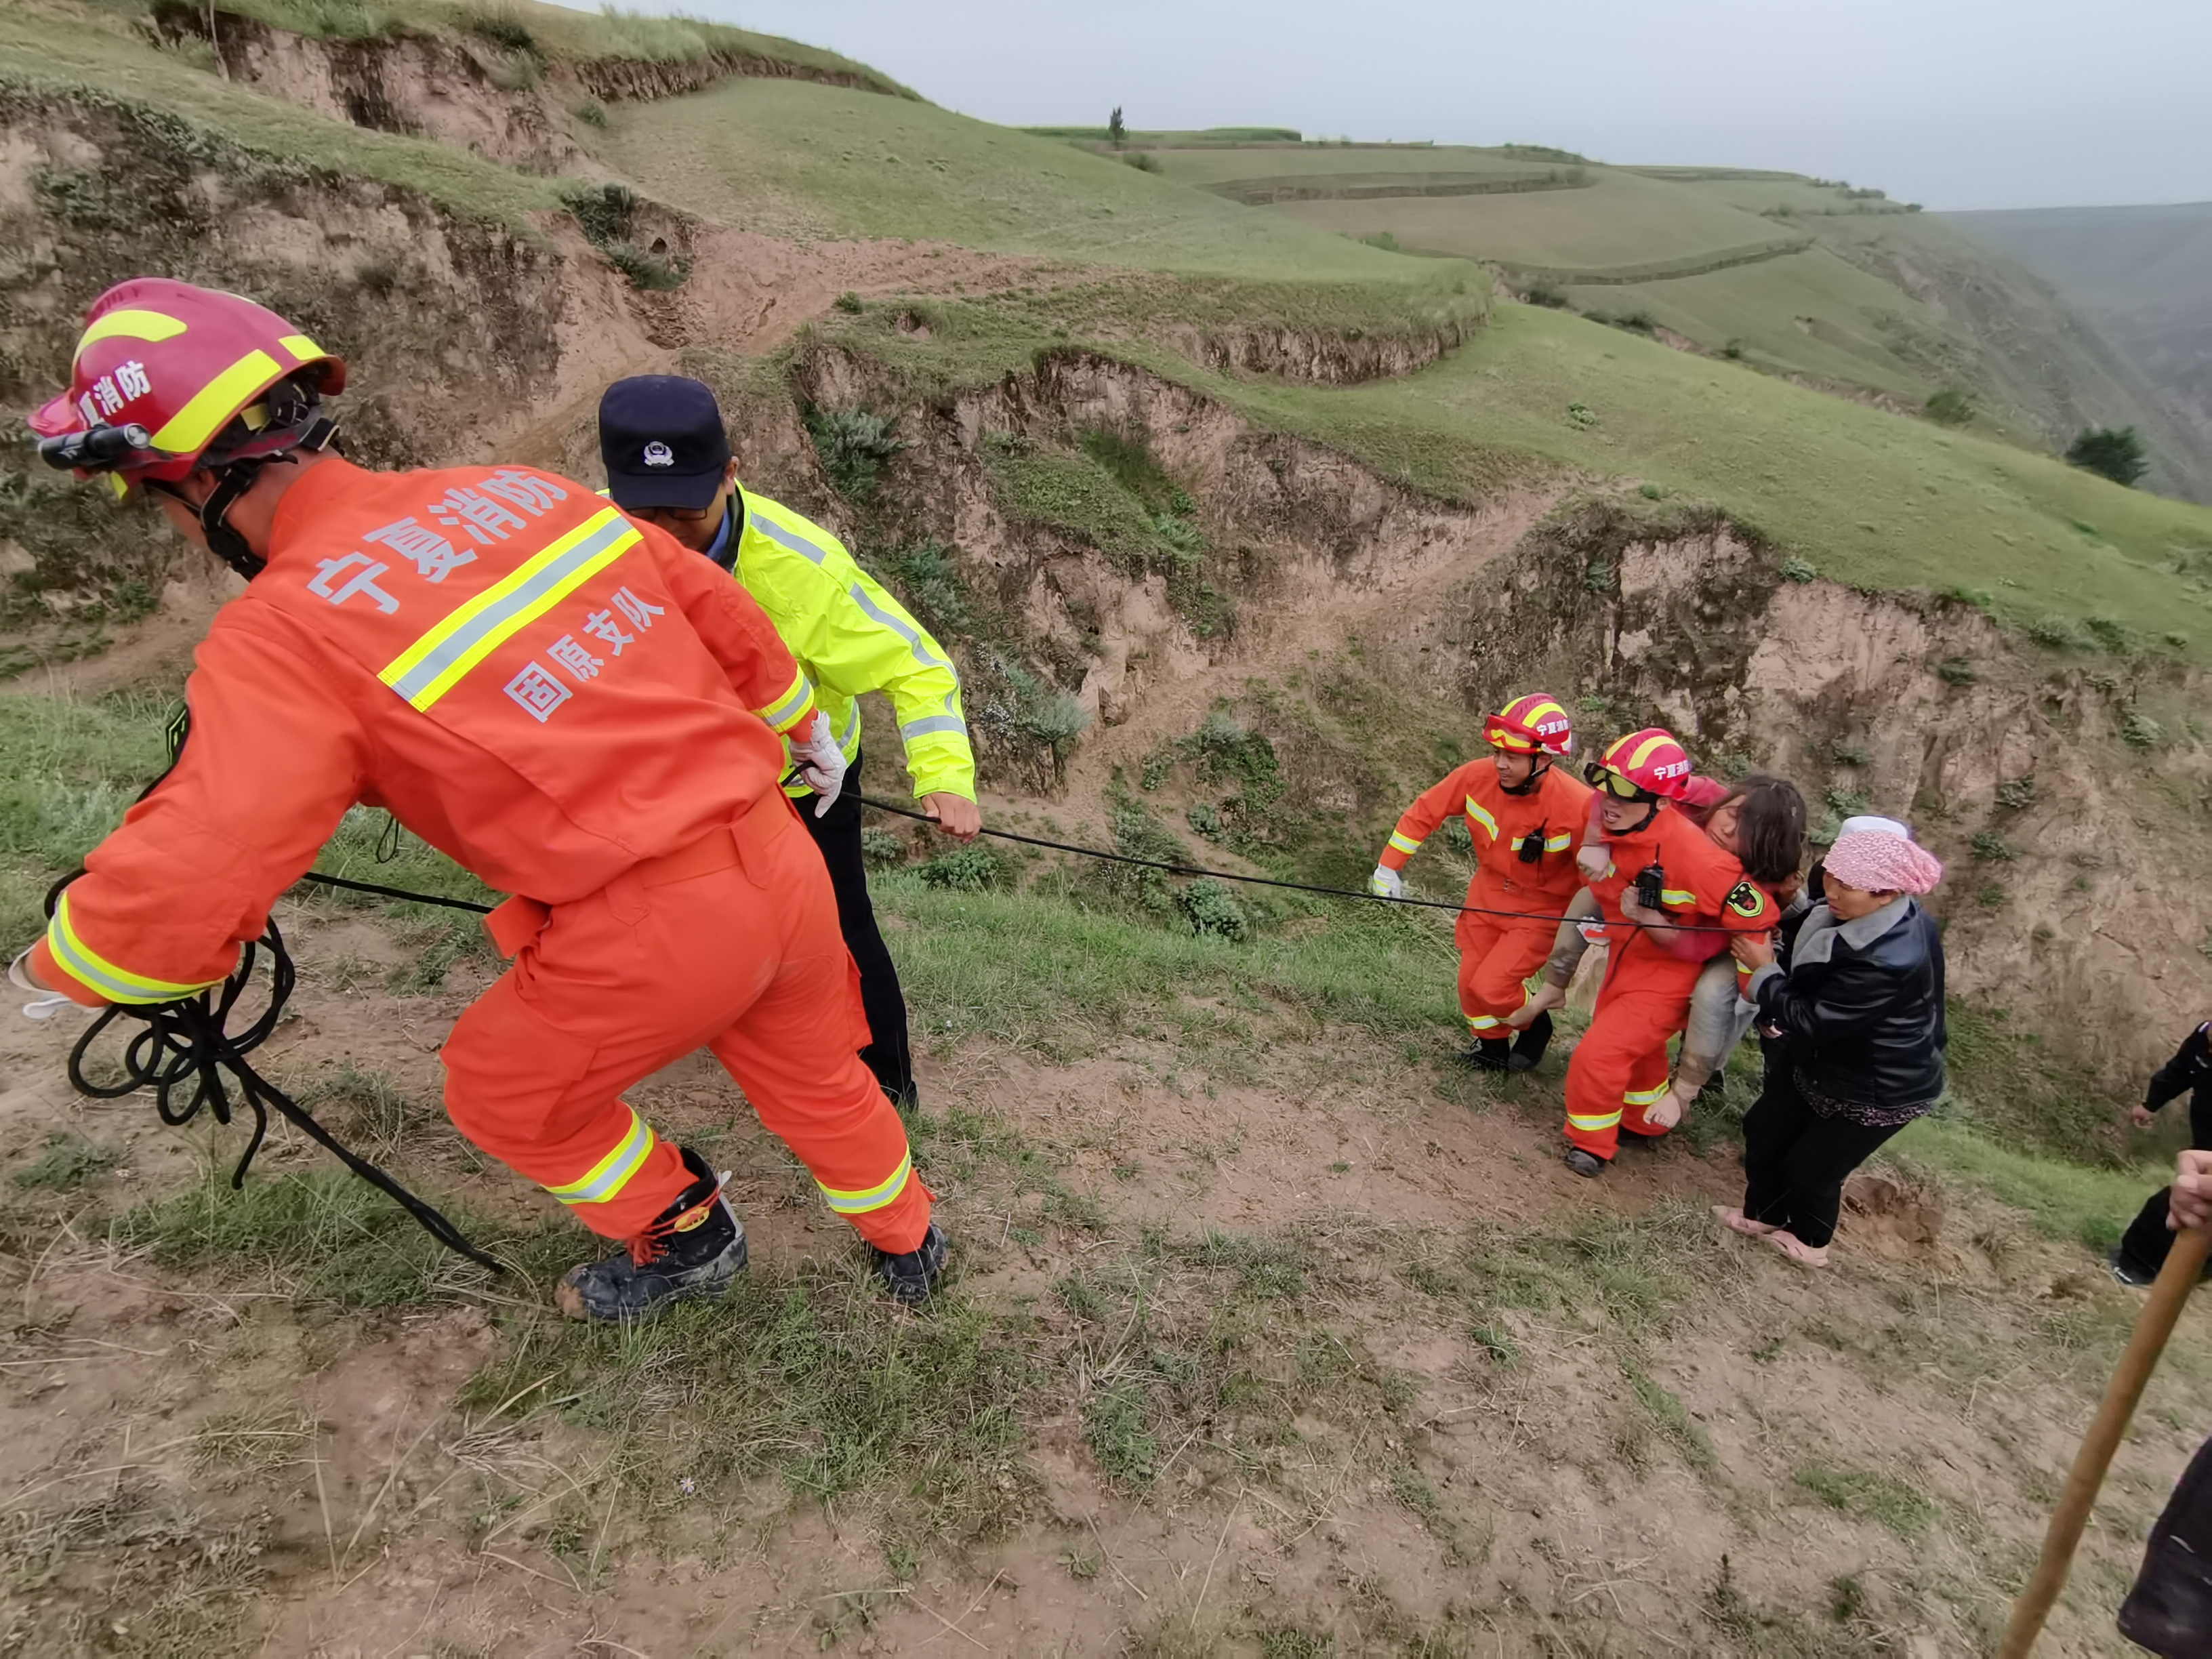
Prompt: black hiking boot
<box><xmin>1507</xmin><ymin>1010</ymin><xmax>1555</xmax><ymax>1073</ymax></box>
<box><xmin>870</xmin><ymin>1220</ymin><xmax>950</xmax><ymax>1305</ymax></box>
<box><xmin>1459</xmin><ymin>1038</ymin><xmax>1513</xmax><ymax>1071</ymax></box>
<box><xmin>1564</xmin><ymin>1148</ymin><xmax>1606</xmax><ymax>1179</ymax></box>
<box><xmin>556</xmin><ymin>1147</ymin><xmax>747</xmax><ymax>1324</ymax></box>
<box><xmin>2110</xmin><ymin>1246</ymin><xmax>2158</xmax><ymax>1288</ymax></box>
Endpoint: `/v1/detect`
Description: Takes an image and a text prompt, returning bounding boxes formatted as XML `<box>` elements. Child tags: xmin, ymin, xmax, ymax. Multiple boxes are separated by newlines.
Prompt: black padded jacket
<box><xmin>1750</xmin><ymin>897</ymin><xmax>1946</xmax><ymax>1107</ymax></box>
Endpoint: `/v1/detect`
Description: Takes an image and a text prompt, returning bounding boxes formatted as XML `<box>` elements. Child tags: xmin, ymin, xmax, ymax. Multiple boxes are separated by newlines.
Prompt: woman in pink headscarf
<box><xmin>1717</xmin><ymin>819</ymin><xmax>1947</xmax><ymax>1265</ymax></box>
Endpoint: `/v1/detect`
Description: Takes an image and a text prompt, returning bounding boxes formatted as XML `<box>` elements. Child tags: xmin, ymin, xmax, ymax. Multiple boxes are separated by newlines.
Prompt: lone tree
<box><xmin>2066</xmin><ymin>425</ymin><xmax>2149</xmax><ymax>488</ymax></box>
<box><xmin>1108</xmin><ymin>106</ymin><xmax>1126</xmax><ymax>148</ymax></box>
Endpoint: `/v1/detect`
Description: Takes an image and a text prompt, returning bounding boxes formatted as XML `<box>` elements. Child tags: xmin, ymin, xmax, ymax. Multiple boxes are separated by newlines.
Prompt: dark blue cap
<box><xmin>598</xmin><ymin>375</ymin><xmax>731</xmax><ymax>510</ymax></box>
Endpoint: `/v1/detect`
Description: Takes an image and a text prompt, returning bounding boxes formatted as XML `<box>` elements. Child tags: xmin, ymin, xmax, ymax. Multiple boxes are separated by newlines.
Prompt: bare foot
<box><xmin>1504</xmin><ymin>983</ymin><xmax>1565</xmax><ymax>1031</ymax></box>
<box><xmin>1761</xmin><ymin>1229</ymin><xmax>1830</xmax><ymax>1267</ymax></box>
<box><xmin>1713</xmin><ymin>1205</ymin><xmax>1777</xmax><ymax>1238</ymax></box>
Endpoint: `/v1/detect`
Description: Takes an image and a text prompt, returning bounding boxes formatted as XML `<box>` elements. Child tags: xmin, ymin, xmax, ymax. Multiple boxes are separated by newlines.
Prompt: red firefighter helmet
<box><xmin>1591</xmin><ymin>727</ymin><xmax>1695</xmax><ymax>800</ymax></box>
<box><xmin>28</xmin><ymin>278</ymin><xmax>345</xmax><ymax>497</ymax></box>
<box><xmin>1484</xmin><ymin>693</ymin><xmax>1574</xmax><ymax>756</ymax></box>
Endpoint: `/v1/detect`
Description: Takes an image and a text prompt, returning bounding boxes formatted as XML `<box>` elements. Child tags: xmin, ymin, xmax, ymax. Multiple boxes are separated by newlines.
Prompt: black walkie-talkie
<box><xmin>1517</xmin><ymin>827</ymin><xmax>1546</xmax><ymax>865</ymax></box>
<box><xmin>1636</xmin><ymin>863</ymin><xmax>1666</xmax><ymax>911</ymax></box>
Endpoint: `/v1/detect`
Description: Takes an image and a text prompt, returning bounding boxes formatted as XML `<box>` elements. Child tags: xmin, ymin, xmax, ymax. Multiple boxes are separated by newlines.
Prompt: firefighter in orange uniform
<box><xmin>1561</xmin><ymin>729</ymin><xmax>1777</xmax><ymax>1178</ymax></box>
<box><xmin>1370</xmin><ymin>695</ymin><xmax>1593</xmax><ymax>1073</ymax></box>
<box><xmin>16</xmin><ymin>279</ymin><xmax>947</xmax><ymax>1317</ymax></box>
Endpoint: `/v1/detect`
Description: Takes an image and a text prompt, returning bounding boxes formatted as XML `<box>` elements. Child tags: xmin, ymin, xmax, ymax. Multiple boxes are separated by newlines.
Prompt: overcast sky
<box><xmin>636</xmin><ymin>0</ymin><xmax>2210</xmax><ymax>210</ymax></box>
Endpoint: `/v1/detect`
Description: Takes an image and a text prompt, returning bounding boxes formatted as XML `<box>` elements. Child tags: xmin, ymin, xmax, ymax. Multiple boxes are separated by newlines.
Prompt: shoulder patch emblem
<box><xmin>1726</xmin><ymin>880</ymin><xmax>1767</xmax><ymax>920</ymax></box>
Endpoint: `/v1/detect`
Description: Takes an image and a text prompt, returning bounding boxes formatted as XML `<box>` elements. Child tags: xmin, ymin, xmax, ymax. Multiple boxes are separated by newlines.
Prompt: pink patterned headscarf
<box><xmin>1825</xmin><ymin>825</ymin><xmax>1944</xmax><ymax>897</ymax></box>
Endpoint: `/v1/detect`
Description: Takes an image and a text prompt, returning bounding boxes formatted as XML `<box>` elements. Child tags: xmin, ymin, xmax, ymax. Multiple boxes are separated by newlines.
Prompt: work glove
<box><xmin>791</xmin><ymin>711</ymin><xmax>848</xmax><ymax>819</ymax></box>
<box><xmin>9</xmin><ymin>948</ymin><xmax>83</xmax><ymax>1023</ymax></box>
<box><xmin>1368</xmin><ymin>864</ymin><xmax>1404</xmax><ymax>900</ymax></box>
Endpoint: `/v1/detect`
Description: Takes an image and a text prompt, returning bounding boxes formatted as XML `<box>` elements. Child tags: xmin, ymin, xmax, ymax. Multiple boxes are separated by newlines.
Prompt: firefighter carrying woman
<box><xmin>1374</xmin><ymin>701</ymin><xmax>1780</xmax><ymax>1178</ymax></box>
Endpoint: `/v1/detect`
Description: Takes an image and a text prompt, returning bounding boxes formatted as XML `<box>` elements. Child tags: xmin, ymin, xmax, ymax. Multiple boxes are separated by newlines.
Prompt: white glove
<box><xmin>792</xmin><ymin>711</ymin><xmax>848</xmax><ymax>819</ymax></box>
<box><xmin>1368</xmin><ymin>863</ymin><xmax>1404</xmax><ymax>900</ymax></box>
<box><xmin>9</xmin><ymin>949</ymin><xmax>83</xmax><ymax>1023</ymax></box>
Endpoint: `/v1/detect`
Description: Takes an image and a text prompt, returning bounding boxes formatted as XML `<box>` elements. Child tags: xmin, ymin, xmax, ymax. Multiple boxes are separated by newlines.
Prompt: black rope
<box><xmin>295</xmin><ymin>871</ymin><xmax>493</xmax><ymax>914</ymax></box>
<box><xmin>850</xmin><ymin>794</ymin><xmax>1752</xmax><ymax>937</ymax></box>
<box><xmin>47</xmin><ymin>876</ymin><xmax>501</xmax><ymax>1273</ymax></box>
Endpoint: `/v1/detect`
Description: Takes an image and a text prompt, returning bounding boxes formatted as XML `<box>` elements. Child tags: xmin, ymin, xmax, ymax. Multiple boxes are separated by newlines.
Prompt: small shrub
<box><xmin>602</xmin><ymin>241</ymin><xmax>687</xmax><ymax>291</ymax></box>
<box><xmin>2028</xmin><ymin>615</ymin><xmax>2086</xmax><ymax>650</ymax></box>
<box><xmin>1936</xmin><ymin>657</ymin><xmax>1978</xmax><ymax>686</ymax></box>
<box><xmin>914</xmin><ymin>846</ymin><xmax>1002</xmax><ymax>892</ymax></box>
<box><xmin>1829</xmin><ymin>739</ymin><xmax>1870</xmax><ymax>766</ymax></box>
<box><xmin>463</xmin><ymin>9</ymin><xmax>535</xmax><ymax>51</ymax></box>
<box><xmin>1567</xmin><ymin>403</ymin><xmax>1597</xmax><ymax>428</ymax></box>
<box><xmin>487</xmin><ymin>49</ymin><xmax>541</xmax><ymax>91</ymax></box>
<box><xmin>1638</xmin><ymin>483</ymin><xmax>1664</xmax><ymax>500</ymax></box>
<box><xmin>1923</xmin><ymin>389</ymin><xmax>1975</xmax><ymax>426</ymax></box>
<box><xmin>1721</xmin><ymin>337</ymin><xmax>1746</xmax><ymax>359</ymax></box>
<box><xmin>2065</xmin><ymin>426</ymin><xmax>2148</xmax><ymax>488</ymax></box>
<box><xmin>570</xmin><ymin>98</ymin><xmax>609</xmax><ymax>128</ymax></box>
<box><xmin>1946</xmin><ymin>585</ymin><xmax>1995</xmax><ymax>610</ymax></box>
<box><xmin>1120</xmin><ymin>152</ymin><xmax>1160</xmax><ymax>173</ymax></box>
<box><xmin>2121</xmin><ymin>710</ymin><xmax>2162</xmax><ymax>750</ymax></box>
<box><xmin>806</xmin><ymin>406</ymin><xmax>907</xmax><ymax>503</ymax></box>
<box><xmin>859</xmin><ymin>826</ymin><xmax>905</xmax><ymax>869</ymax></box>
<box><xmin>1824</xmin><ymin>785</ymin><xmax>1871</xmax><ymax>817</ymax></box>
<box><xmin>1186</xmin><ymin>802</ymin><xmax>1223</xmax><ymax>840</ymax></box>
<box><xmin>832</xmin><ymin>290</ymin><xmax>864</xmax><ymax>314</ymax></box>
<box><xmin>352</xmin><ymin>255</ymin><xmax>402</xmax><ymax>296</ymax></box>
<box><xmin>561</xmin><ymin>180</ymin><xmax>638</xmax><ymax>245</ymax></box>
<box><xmin>1523</xmin><ymin>283</ymin><xmax>1570</xmax><ymax>309</ymax></box>
<box><xmin>1780</xmin><ymin>556</ymin><xmax>1818</xmax><ymax>583</ymax></box>
<box><xmin>1359</xmin><ymin>230</ymin><xmax>1401</xmax><ymax>251</ymax></box>
<box><xmin>1971</xmin><ymin>830</ymin><xmax>2018</xmax><ymax>863</ymax></box>
<box><xmin>1977</xmin><ymin>880</ymin><xmax>2008</xmax><ymax>908</ymax></box>
<box><xmin>2084</xmin><ymin>615</ymin><xmax>2131</xmax><ymax>651</ymax></box>
<box><xmin>1995</xmin><ymin>777</ymin><xmax>2036</xmax><ymax>811</ymax></box>
<box><xmin>880</xmin><ymin>539</ymin><xmax>970</xmax><ymax>632</ymax></box>
<box><xmin>1615</xmin><ymin>310</ymin><xmax>1658</xmax><ymax>334</ymax></box>
<box><xmin>1179</xmin><ymin>877</ymin><xmax>1247</xmax><ymax>941</ymax></box>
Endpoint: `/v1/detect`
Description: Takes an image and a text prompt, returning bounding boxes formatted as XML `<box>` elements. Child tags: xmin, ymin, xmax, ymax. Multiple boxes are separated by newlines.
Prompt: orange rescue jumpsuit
<box><xmin>33</xmin><ymin>458</ymin><xmax>932</xmax><ymax>1250</ymax></box>
<box><xmin>1380</xmin><ymin>760</ymin><xmax>1594</xmax><ymax>1041</ymax></box>
<box><xmin>1561</xmin><ymin>804</ymin><xmax>1776</xmax><ymax>1160</ymax></box>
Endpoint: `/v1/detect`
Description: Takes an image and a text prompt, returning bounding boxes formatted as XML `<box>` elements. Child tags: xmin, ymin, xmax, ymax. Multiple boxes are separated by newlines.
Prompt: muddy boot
<box><xmin>1564</xmin><ymin>1148</ymin><xmax>1605</xmax><ymax>1179</ymax></box>
<box><xmin>1459</xmin><ymin>1038</ymin><xmax>1513</xmax><ymax>1071</ymax></box>
<box><xmin>870</xmin><ymin>1220</ymin><xmax>950</xmax><ymax>1305</ymax></box>
<box><xmin>556</xmin><ymin>1147</ymin><xmax>747</xmax><ymax>1324</ymax></box>
<box><xmin>1507</xmin><ymin>1010</ymin><xmax>1554</xmax><ymax>1073</ymax></box>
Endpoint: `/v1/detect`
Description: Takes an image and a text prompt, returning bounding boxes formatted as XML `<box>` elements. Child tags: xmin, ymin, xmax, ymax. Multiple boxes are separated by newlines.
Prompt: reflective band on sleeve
<box><xmin>1465</xmin><ymin>799</ymin><xmax>1499</xmax><ymax>842</ymax></box>
<box><xmin>45</xmin><ymin>893</ymin><xmax>218</xmax><ymax>1005</ymax></box>
<box><xmin>818</xmin><ymin>1149</ymin><xmax>914</xmax><ymax>1216</ymax></box>
<box><xmin>74</xmin><ymin>308</ymin><xmax>188</xmax><ymax>363</ymax></box>
<box><xmin>151</xmin><ymin>349</ymin><xmax>282</xmax><ymax>457</ymax></box>
<box><xmin>1544</xmin><ymin>832</ymin><xmax>1573</xmax><ymax>852</ymax></box>
<box><xmin>1387</xmin><ymin>831</ymin><xmax>1422</xmax><ymax>857</ymax></box>
<box><xmin>1466</xmin><ymin>1014</ymin><xmax>1502</xmax><ymax>1031</ymax></box>
<box><xmin>838</xmin><ymin>701</ymin><xmax>861</xmax><ymax>750</ymax></box>
<box><xmin>746</xmin><ymin>508</ymin><xmax>832</xmax><ymax>566</ymax></box>
<box><xmin>381</xmin><ymin>508</ymin><xmax>639</xmax><ymax>710</ymax></box>
<box><xmin>901</xmin><ymin>713</ymin><xmax>968</xmax><ymax>741</ymax></box>
<box><xmin>544</xmin><ymin>1105</ymin><xmax>657</xmax><ymax>1206</ymax></box>
<box><xmin>1623</xmin><ymin>1082</ymin><xmax>1671</xmax><ymax>1107</ymax></box>
<box><xmin>847</xmin><ymin>585</ymin><xmax>949</xmax><ymax>669</ymax></box>
<box><xmin>1660</xmin><ymin>889</ymin><xmax>1697</xmax><ymax>909</ymax></box>
<box><xmin>758</xmin><ymin>668</ymin><xmax>815</xmax><ymax>733</ymax></box>
<box><xmin>1568</xmin><ymin>1109</ymin><xmax>1624</xmax><ymax>1132</ymax></box>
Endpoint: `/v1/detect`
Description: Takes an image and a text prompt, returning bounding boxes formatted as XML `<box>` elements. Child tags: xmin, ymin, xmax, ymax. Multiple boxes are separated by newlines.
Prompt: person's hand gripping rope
<box><xmin>792</xmin><ymin>711</ymin><xmax>848</xmax><ymax>817</ymax></box>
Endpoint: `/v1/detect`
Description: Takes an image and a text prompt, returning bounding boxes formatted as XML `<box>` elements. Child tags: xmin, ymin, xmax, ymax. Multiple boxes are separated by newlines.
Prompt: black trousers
<box><xmin>2116</xmin><ymin>1090</ymin><xmax>2212</xmax><ymax>1280</ymax></box>
<box><xmin>2121</xmin><ymin>1434</ymin><xmax>2212</xmax><ymax>1655</ymax></box>
<box><xmin>800</xmin><ymin>749</ymin><xmax>915</xmax><ymax>1106</ymax></box>
<box><xmin>1740</xmin><ymin>1068</ymin><xmax>1908</xmax><ymax>1250</ymax></box>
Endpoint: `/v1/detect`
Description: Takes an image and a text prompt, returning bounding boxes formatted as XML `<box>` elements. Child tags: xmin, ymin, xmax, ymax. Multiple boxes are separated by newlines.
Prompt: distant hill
<box><xmin>1951</xmin><ymin>203</ymin><xmax>2212</xmax><ymax>501</ymax></box>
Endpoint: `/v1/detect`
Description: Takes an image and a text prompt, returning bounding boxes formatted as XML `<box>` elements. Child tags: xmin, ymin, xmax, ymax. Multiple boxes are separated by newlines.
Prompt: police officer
<box><xmin>598</xmin><ymin>377</ymin><xmax>980</xmax><ymax>1109</ymax></box>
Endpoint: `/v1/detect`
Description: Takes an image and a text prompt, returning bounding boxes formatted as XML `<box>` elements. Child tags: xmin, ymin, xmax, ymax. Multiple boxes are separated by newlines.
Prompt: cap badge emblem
<box><xmin>642</xmin><ymin>441</ymin><xmax>674</xmax><ymax>468</ymax></box>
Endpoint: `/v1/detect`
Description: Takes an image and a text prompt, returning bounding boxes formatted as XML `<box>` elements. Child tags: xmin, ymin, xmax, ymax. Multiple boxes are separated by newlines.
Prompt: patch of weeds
<box><xmin>2028</xmin><ymin>614</ymin><xmax>2087</xmax><ymax>650</ymax></box>
<box><xmin>1936</xmin><ymin>657</ymin><xmax>1978</xmax><ymax>686</ymax></box>
<box><xmin>1389</xmin><ymin>1465</ymin><xmax>1465</xmax><ymax>1556</ymax></box>
<box><xmin>1179</xmin><ymin>877</ymin><xmax>1247</xmax><ymax>941</ymax></box>
<box><xmin>11</xmin><ymin>1131</ymin><xmax>123</xmax><ymax>1192</ymax></box>
<box><xmin>1061</xmin><ymin>1543</ymin><xmax>1102</xmax><ymax>1579</ymax></box>
<box><xmin>569</xmin><ymin>98</ymin><xmax>608</xmax><ymax>127</ymax></box>
<box><xmin>602</xmin><ymin>240</ymin><xmax>688</xmax><ymax>291</ymax></box>
<box><xmin>1189</xmin><ymin>1229</ymin><xmax>1307</xmax><ymax>1299</ymax></box>
<box><xmin>1622</xmin><ymin>1357</ymin><xmax>1716</xmax><ymax>1472</ymax></box>
<box><xmin>1084</xmin><ymin>1381</ymin><xmax>1160</xmax><ymax>1487</ymax></box>
<box><xmin>915</xmin><ymin>845</ymin><xmax>1004</xmax><ymax>892</ymax></box>
<box><xmin>2122</xmin><ymin>710</ymin><xmax>2163</xmax><ymax>750</ymax></box>
<box><xmin>386</xmin><ymin>912</ymin><xmax>489</xmax><ymax>994</ymax></box>
<box><xmin>1523</xmin><ymin>283</ymin><xmax>1570</xmax><ymax>309</ymax></box>
<box><xmin>1977</xmin><ymin>880</ymin><xmax>2007</xmax><ymax>908</ymax></box>
<box><xmin>293</xmin><ymin>1065</ymin><xmax>419</xmax><ymax>1154</ymax></box>
<box><xmin>877</xmin><ymin>538</ymin><xmax>971</xmax><ymax>633</ymax></box>
<box><xmin>2085</xmin><ymin>615</ymin><xmax>2131</xmax><ymax>651</ymax></box>
<box><xmin>1923</xmin><ymin>389</ymin><xmax>1975</xmax><ymax>426</ymax></box>
<box><xmin>1780</xmin><ymin>556</ymin><xmax>1818</xmax><ymax>583</ymax></box>
<box><xmin>1828</xmin><ymin>738</ymin><xmax>1870</xmax><ymax>766</ymax></box>
<box><xmin>1794</xmin><ymin>1463</ymin><xmax>1938</xmax><ymax>1540</ymax></box>
<box><xmin>1995</xmin><ymin>777</ymin><xmax>2036</xmax><ymax>811</ymax></box>
<box><xmin>1259</xmin><ymin>1627</ymin><xmax>1338</xmax><ymax>1658</ymax></box>
<box><xmin>1971</xmin><ymin>830</ymin><xmax>2019</xmax><ymax>863</ymax></box>
<box><xmin>1185</xmin><ymin>802</ymin><xmax>1224</xmax><ymax>840</ymax></box>
<box><xmin>860</xmin><ymin>825</ymin><xmax>906</xmax><ymax>869</ymax></box>
<box><xmin>805</xmin><ymin>405</ymin><xmax>907</xmax><ymax>504</ymax></box>
<box><xmin>1567</xmin><ymin>402</ymin><xmax>1598</xmax><ymax>428</ymax></box>
<box><xmin>832</xmin><ymin>290</ymin><xmax>865</xmax><ymax>314</ymax></box>
<box><xmin>1823</xmin><ymin>785</ymin><xmax>1871</xmax><ymax>818</ymax></box>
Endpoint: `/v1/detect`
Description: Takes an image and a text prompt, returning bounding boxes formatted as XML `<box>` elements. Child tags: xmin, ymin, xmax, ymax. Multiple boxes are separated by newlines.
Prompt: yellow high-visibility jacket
<box><xmin>729</xmin><ymin>488</ymin><xmax>975</xmax><ymax>803</ymax></box>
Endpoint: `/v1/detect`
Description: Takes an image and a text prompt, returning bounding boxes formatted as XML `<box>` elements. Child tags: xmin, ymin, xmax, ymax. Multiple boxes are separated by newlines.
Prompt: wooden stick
<box><xmin>1996</xmin><ymin>1225</ymin><xmax>2211</xmax><ymax>1658</ymax></box>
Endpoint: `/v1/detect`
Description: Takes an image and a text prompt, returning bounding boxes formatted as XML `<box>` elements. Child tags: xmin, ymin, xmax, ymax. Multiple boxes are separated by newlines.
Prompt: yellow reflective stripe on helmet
<box><xmin>1627</xmin><ymin>732</ymin><xmax>1675</xmax><ymax>771</ymax></box>
<box><xmin>1568</xmin><ymin>1109</ymin><xmax>1623</xmax><ymax>1132</ymax></box>
<box><xmin>45</xmin><ymin>893</ymin><xmax>218</xmax><ymax>1005</ymax></box>
<box><xmin>381</xmin><ymin>508</ymin><xmax>638</xmax><ymax>710</ymax></box>
<box><xmin>276</xmin><ymin>333</ymin><xmax>324</xmax><ymax>364</ymax></box>
<box><xmin>819</xmin><ymin>1149</ymin><xmax>914</xmax><ymax>1216</ymax></box>
<box><xmin>1660</xmin><ymin>888</ymin><xmax>1696</xmax><ymax>909</ymax></box>
<box><xmin>757</xmin><ymin>666</ymin><xmax>815</xmax><ymax>733</ymax></box>
<box><xmin>150</xmin><ymin>348</ymin><xmax>283</xmax><ymax>457</ymax></box>
<box><xmin>544</xmin><ymin>1106</ymin><xmax>657</xmax><ymax>1206</ymax></box>
<box><xmin>1387</xmin><ymin>831</ymin><xmax>1422</xmax><ymax>857</ymax></box>
<box><xmin>1623</xmin><ymin>1082</ymin><xmax>1671</xmax><ymax>1107</ymax></box>
<box><xmin>1464</xmin><ymin>798</ymin><xmax>1499</xmax><ymax>841</ymax></box>
<box><xmin>74</xmin><ymin>308</ymin><xmax>188</xmax><ymax>364</ymax></box>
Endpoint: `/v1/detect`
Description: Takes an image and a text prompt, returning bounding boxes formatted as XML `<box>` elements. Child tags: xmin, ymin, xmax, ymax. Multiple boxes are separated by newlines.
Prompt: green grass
<box><xmin>1793</xmin><ymin>1462</ymin><xmax>1940</xmax><ymax>1540</ymax></box>
<box><xmin>1885</xmin><ymin>1114</ymin><xmax>2166</xmax><ymax>1256</ymax></box>
<box><xmin>11</xmin><ymin>1130</ymin><xmax>125</xmax><ymax>1191</ymax></box>
<box><xmin>0</xmin><ymin>689</ymin><xmax>170</xmax><ymax>945</ymax></box>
